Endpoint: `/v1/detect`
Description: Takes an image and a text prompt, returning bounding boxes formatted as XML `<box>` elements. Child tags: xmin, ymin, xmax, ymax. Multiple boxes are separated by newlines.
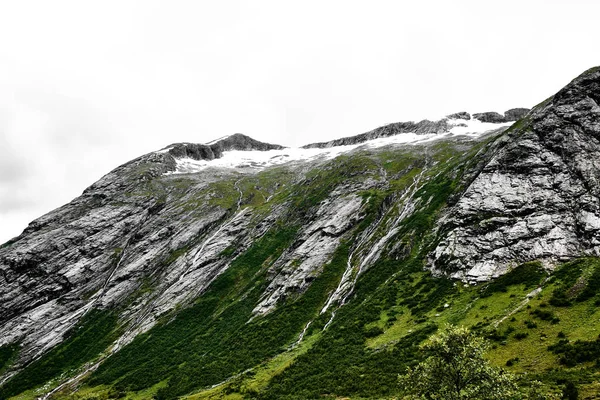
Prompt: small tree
<box><xmin>399</xmin><ymin>325</ymin><xmax>519</xmax><ymax>400</ymax></box>
<box><xmin>561</xmin><ymin>381</ymin><xmax>578</xmax><ymax>400</ymax></box>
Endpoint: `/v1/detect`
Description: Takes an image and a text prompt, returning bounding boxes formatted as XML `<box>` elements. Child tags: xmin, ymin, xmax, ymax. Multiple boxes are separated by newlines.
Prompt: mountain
<box><xmin>1</xmin><ymin>67</ymin><xmax>600</xmax><ymax>399</ymax></box>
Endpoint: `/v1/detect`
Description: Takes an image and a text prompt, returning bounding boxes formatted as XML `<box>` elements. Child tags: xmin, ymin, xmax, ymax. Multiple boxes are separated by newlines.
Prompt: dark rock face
<box><xmin>303</xmin><ymin>119</ymin><xmax>451</xmax><ymax>149</ymax></box>
<box><xmin>472</xmin><ymin>111</ymin><xmax>507</xmax><ymax>123</ymax></box>
<box><xmin>168</xmin><ymin>143</ymin><xmax>220</xmax><ymax>161</ymax></box>
<box><xmin>214</xmin><ymin>133</ymin><xmax>285</xmax><ymax>152</ymax></box>
<box><xmin>431</xmin><ymin>67</ymin><xmax>600</xmax><ymax>281</ymax></box>
<box><xmin>472</xmin><ymin>108</ymin><xmax>531</xmax><ymax>123</ymax></box>
<box><xmin>304</xmin><ymin>109</ymin><xmax>522</xmax><ymax>149</ymax></box>
<box><xmin>446</xmin><ymin>111</ymin><xmax>471</xmax><ymax>120</ymax></box>
<box><xmin>504</xmin><ymin>107</ymin><xmax>530</xmax><ymax>121</ymax></box>
<box><xmin>167</xmin><ymin>133</ymin><xmax>284</xmax><ymax>161</ymax></box>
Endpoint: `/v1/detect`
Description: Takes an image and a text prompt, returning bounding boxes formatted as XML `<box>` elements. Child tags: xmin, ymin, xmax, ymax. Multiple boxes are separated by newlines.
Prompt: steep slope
<box><xmin>0</xmin><ymin>134</ymin><xmax>290</xmax><ymax>381</ymax></box>
<box><xmin>1</xmin><ymin>67</ymin><xmax>600</xmax><ymax>399</ymax></box>
<box><xmin>431</xmin><ymin>66</ymin><xmax>600</xmax><ymax>282</ymax></box>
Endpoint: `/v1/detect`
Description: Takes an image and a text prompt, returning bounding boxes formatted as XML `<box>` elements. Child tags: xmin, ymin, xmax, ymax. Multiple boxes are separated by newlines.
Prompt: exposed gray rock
<box><xmin>302</xmin><ymin>119</ymin><xmax>452</xmax><ymax>148</ymax></box>
<box><xmin>472</xmin><ymin>111</ymin><xmax>507</xmax><ymax>123</ymax></box>
<box><xmin>253</xmin><ymin>194</ymin><xmax>365</xmax><ymax>315</ymax></box>
<box><xmin>446</xmin><ymin>111</ymin><xmax>471</xmax><ymax>120</ymax></box>
<box><xmin>471</xmin><ymin>108</ymin><xmax>530</xmax><ymax>124</ymax></box>
<box><xmin>430</xmin><ymin>67</ymin><xmax>600</xmax><ymax>281</ymax></box>
<box><xmin>504</xmin><ymin>107</ymin><xmax>530</xmax><ymax>121</ymax></box>
<box><xmin>166</xmin><ymin>133</ymin><xmax>285</xmax><ymax>161</ymax></box>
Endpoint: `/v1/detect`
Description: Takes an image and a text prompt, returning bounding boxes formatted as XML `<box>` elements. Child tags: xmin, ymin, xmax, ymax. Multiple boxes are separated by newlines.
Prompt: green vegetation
<box><xmin>0</xmin><ymin>310</ymin><xmax>119</xmax><ymax>399</ymax></box>
<box><xmin>0</xmin><ymin>344</ymin><xmax>19</xmax><ymax>376</ymax></box>
<box><xmin>479</xmin><ymin>261</ymin><xmax>547</xmax><ymax>298</ymax></box>
<box><xmin>548</xmin><ymin>336</ymin><xmax>600</xmax><ymax>367</ymax></box>
<box><xmin>8</xmin><ymin>137</ymin><xmax>600</xmax><ymax>399</ymax></box>
<box><xmin>550</xmin><ymin>258</ymin><xmax>600</xmax><ymax>306</ymax></box>
<box><xmin>88</xmin><ymin>225</ymin><xmax>300</xmax><ymax>396</ymax></box>
<box><xmin>87</xmin><ymin>223</ymin><xmax>354</xmax><ymax>399</ymax></box>
<box><xmin>399</xmin><ymin>325</ymin><xmax>519</xmax><ymax>400</ymax></box>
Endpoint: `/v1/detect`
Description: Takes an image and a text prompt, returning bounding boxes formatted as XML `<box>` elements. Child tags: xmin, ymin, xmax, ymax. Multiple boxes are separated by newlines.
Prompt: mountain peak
<box><xmin>161</xmin><ymin>134</ymin><xmax>284</xmax><ymax>163</ymax></box>
<box><xmin>208</xmin><ymin>133</ymin><xmax>285</xmax><ymax>152</ymax></box>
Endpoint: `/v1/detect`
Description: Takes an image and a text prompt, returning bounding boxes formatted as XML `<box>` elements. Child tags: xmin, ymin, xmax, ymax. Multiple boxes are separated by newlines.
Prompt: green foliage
<box><xmin>548</xmin><ymin>336</ymin><xmax>600</xmax><ymax>367</ymax></box>
<box><xmin>402</xmin><ymin>276</ymin><xmax>454</xmax><ymax>316</ymax></box>
<box><xmin>0</xmin><ymin>344</ymin><xmax>19</xmax><ymax>375</ymax></box>
<box><xmin>514</xmin><ymin>332</ymin><xmax>529</xmax><ymax>340</ymax></box>
<box><xmin>399</xmin><ymin>325</ymin><xmax>519</xmax><ymax>400</ymax></box>
<box><xmin>574</xmin><ymin>264</ymin><xmax>600</xmax><ymax>302</ymax></box>
<box><xmin>562</xmin><ymin>381</ymin><xmax>578</xmax><ymax>400</ymax></box>
<box><xmin>88</xmin><ymin>225</ymin><xmax>355</xmax><ymax>399</ymax></box>
<box><xmin>480</xmin><ymin>261</ymin><xmax>547</xmax><ymax>298</ymax></box>
<box><xmin>531</xmin><ymin>309</ymin><xmax>560</xmax><ymax>324</ymax></box>
<box><xmin>89</xmin><ymin>226</ymin><xmax>298</xmax><ymax>394</ymax></box>
<box><xmin>0</xmin><ymin>310</ymin><xmax>119</xmax><ymax>399</ymax></box>
<box><xmin>525</xmin><ymin>380</ymin><xmax>561</xmax><ymax>400</ymax></box>
<box><xmin>548</xmin><ymin>258</ymin><xmax>600</xmax><ymax>307</ymax></box>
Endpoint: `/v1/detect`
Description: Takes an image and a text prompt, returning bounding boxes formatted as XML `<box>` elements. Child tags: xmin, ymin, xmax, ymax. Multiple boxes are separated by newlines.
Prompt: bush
<box><xmin>514</xmin><ymin>332</ymin><xmax>528</xmax><ymax>340</ymax></box>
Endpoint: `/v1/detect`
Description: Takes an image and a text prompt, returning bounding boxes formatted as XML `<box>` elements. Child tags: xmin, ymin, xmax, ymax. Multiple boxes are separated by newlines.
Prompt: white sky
<box><xmin>1</xmin><ymin>0</ymin><xmax>599</xmax><ymax>243</ymax></box>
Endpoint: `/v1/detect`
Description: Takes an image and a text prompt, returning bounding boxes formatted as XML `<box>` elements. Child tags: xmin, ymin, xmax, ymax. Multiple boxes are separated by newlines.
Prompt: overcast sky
<box><xmin>1</xmin><ymin>0</ymin><xmax>599</xmax><ymax>244</ymax></box>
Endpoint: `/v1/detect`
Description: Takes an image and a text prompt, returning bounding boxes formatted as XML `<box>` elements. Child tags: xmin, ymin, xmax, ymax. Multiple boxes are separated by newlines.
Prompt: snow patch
<box><xmin>156</xmin><ymin>146</ymin><xmax>174</xmax><ymax>154</ymax></box>
<box><xmin>162</xmin><ymin>120</ymin><xmax>511</xmax><ymax>174</ymax></box>
<box><xmin>205</xmin><ymin>135</ymin><xmax>232</xmax><ymax>145</ymax></box>
<box><xmin>448</xmin><ymin>118</ymin><xmax>512</xmax><ymax>136</ymax></box>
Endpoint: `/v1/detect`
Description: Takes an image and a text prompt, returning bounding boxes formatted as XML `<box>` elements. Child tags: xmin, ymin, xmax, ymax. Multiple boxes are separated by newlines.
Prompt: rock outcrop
<box><xmin>472</xmin><ymin>108</ymin><xmax>530</xmax><ymax>123</ymax></box>
<box><xmin>165</xmin><ymin>133</ymin><xmax>285</xmax><ymax>161</ymax></box>
<box><xmin>430</xmin><ymin>67</ymin><xmax>600</xmax><ymax>281</ymax></box>
<box><xmin>446</xmin><ymin>111</ymin><xmax>471</xmax><ymax>120</ymax></box>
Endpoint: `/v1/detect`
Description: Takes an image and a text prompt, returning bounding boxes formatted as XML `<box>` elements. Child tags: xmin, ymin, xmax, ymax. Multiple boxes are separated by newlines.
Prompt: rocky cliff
<box><xmin>430</xmin><ymin>67</ymin><xmax>600</xmax><ymax>281</ymax></box>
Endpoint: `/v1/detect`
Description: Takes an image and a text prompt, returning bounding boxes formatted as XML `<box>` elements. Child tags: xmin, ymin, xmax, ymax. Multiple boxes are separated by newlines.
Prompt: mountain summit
<box><xmin>1</xmin><ymin>67</ymin><xmax>600</xmax><ymax>399</ymax></box>
<box><xmin>164</xmin><ymin>133</ymin><xmax>285</xmax><ymax>162</ymax></box>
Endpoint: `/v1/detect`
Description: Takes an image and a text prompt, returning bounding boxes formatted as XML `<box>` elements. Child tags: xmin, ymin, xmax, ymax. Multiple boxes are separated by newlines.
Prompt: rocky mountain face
<box><xmin>1</xmin><ymin>67</ymin><xmax>600</xmax><ymax>400</ymax></box>
<box><xmin>430</xmin><ymin>67</ymin><xmax>600</xmax><ymax>281</ymax></box>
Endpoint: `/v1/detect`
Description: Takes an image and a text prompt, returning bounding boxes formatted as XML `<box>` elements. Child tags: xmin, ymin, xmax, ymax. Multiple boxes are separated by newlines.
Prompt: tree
<box><xmin>399</xmin><ymin>325</ymin><xmax>519</xmax><ymax>400</ymax></box>
<box><xmin>561</xmin><ymin>381</ymin><xmax>578</xmax><ymax>400</ymax></box>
